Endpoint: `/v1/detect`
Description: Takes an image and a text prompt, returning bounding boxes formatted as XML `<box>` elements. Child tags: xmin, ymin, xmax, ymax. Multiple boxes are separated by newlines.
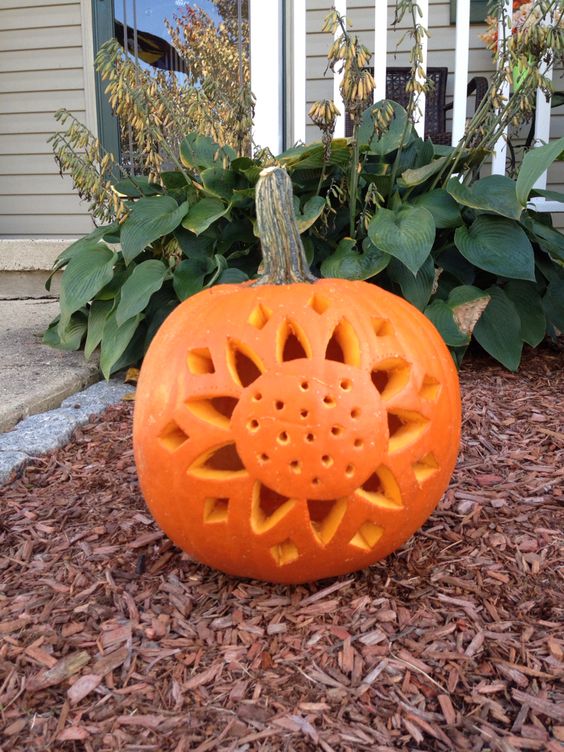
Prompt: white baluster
<box><xmin>452</xmin><ymin>0</ymin><xmax>470</xmax><ymax>145</ymax></box>
<box><xmin>250</xmin><ymin>0</ymin><xmax>283</xmax><ymax>154</ymax></box>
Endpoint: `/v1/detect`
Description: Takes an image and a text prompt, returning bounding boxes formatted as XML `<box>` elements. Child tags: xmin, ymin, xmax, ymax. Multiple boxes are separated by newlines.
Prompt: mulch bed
<box><xmin>1</xmin><ymin>347</ymin><xmax>563</xmax><ymax>752</ymax></box>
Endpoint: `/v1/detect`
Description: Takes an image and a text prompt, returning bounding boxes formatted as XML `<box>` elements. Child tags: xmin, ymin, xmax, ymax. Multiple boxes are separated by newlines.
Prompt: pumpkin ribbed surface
<box><xmin>133</xmin><ymin>278</ymin><xmax>461</xmax><ymax>583</ymax></box>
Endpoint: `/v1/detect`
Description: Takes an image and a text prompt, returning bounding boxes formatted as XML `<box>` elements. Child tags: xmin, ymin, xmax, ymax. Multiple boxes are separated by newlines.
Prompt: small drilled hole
<box><xmin>259</xmin><ymin>453</ymin><xmax>270</xmax><ymax>462</ymax></box>
<box><xmin>290</xmin><ymin>460</ymin><xmax>301</xmax><ymax>474</ymax></box>
<box><xmin>354</xmin><ymin>438</ymin><xmax>364</xmax><ymax>449</ymax></box>
<box><xmin>312</xmin><ymin>477</ymin><xmax>320</xmax><ymax>486</ymax></box>
<box><xmin>275</xmin><ymin>400</ymin><xmax>285</xmax><ymax>411</ymax></box>
<box><xmin>331</xmin><ymin>426</ymin><xmax>343</xmax><ymax>437</ymax></box>
<box><xmin>321</xmin><ymin>454</ymin><xmax>333</xmax><ymax>468</ymax></box>
<box><xmin>278</xmin><ymin>431</ymin><xmax>289</xmax><ymax>445</ymax></box>
<box><xmin>345</xmin><ymin>464</ymin><xmax>355</xmax><ymax>477</ymax></box>
<box><xmin>351</xmin><ymin>408</ymin><xmax>361</xmax><ymax>419</ymax></box>
<box><xmin>300</xmin><ymin>409</ymin><xmax>309</xmax><ymax>419</ymax></box>
<box><xmin>340</xmin><ymin>379</ymin><xmax>352</xmax><ymax>391</ymax></box>
<box><xmin>305</xmin><ymin>433</ymin><xmax>315</xmax><ymax>443</ymax></box>
<box><xmin>248</xmin><ymin>419</ymin><xmax>260</xmax><ymax>431</ymax></box>
<box><xmin>300</xmin><ymin>381</ymin><xmax>309</xmax><ymax>391</ymax></box>
<box><xmin>253</xmin><ymin>392</ymin><xmax>262</xmax><ymax>401</ymax></box>
<box><xmin>323</xmin><ymin>395</ymin><xmax>336</xmax><ymax>407</ymax></box>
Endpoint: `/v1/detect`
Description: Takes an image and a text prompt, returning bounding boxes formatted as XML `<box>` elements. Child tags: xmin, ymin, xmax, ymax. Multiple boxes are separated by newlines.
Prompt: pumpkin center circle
<box><xmin>232</xmin><ymin>360</ymin><xmax>387</xmax><ymax>500</ymax></box>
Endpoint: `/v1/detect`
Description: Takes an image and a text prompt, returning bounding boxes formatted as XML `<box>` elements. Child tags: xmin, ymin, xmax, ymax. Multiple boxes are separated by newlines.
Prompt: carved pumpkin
<box><xmin>133</xmin><ymin>167</ymin><xmax>461</xmax><ymax>584</ymax></box>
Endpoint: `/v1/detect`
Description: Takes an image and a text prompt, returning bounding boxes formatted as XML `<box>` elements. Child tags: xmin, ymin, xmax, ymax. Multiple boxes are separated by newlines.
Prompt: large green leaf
<box><xmin>43</xmin><ymin>311</ymin><xmax>87</xmax><ymax>352</ymax></box>
<box><xmin>47</xmin><ymin>225</ymin><xmax>118</xmax><ymax>282</ymax></box>
<box><xmin>181</xmin><ymin>198</ymin><xmax>228</xmax><ymax>236</ymax></box>
<box><xmin>473</xmin><ymin>286</ymin><xmax>522</xmax><ymax>371</ymax></box>
<box><xmin>454</xmin><ymin>215</ymin><xmax>535</xmax><ymax>281</ymax></box>
<box><xmin>174</xmin><ymin>228</ymin><xmax>215</xmax><ymax>259</ymax></box>
<box><xmin>279</xmin><ymin>139</ymin><xmax>350</xmax><ymax>170</ymax></box>
<box><xmin>115</xmin><ymin>259</ymin><xmax>169</xmax><ymax>326</ymax></box>
<box><xmin>424</xmin><ymin>300</ymin><xmax>469</xmax><ymax>347</ymax></box>
<box><xmin>447</xmin><ymin>285</ymin><xmax>491</xmax><ymax>337</ymax></box>
<box><xmin>180</xmin><ymin>133</ymin><xmax>234</xmax><ymax>170</ymax></box>
<box><xmin>201</xmin><ymin>167</ymin><xmax>237</xmax><ymax>200</ymax></box>
<box><xmin>294</xmin><ymin>195</ymin><xmax>325</xmax><ymax>233</ymax></box>
<box><xmin>387</xmin><ymin>256</ymin><xmax>435</xmax><ymax>311</ymax></box>
<box><xmin>367</xmin><ymin>205</ymin><xmax>435</xmax><ymax>275</ymax></box>
<box><xmin>412</xmin><ymin>189</ymin><xmax>462</xmax><ymax>229</ymax></box>
<box><xmin>113</xmin><ymin>176</ymin><xmax>162</xmax><ymax>198</ymax></box>
<box><xmin>173</xmin><ymin>257</ymin><xmax>214</xmax><ymax>300</ymax></box>
<box><xmin>58</xmin><ymin>245</ymin><xmax>115</xmax><ymax>331</ymax></box>
<box><xmin>216</xmin><ymin>268</ymin><xmax>249</xmax><ymax>284</ymax></box>
<box><xmin>358</xmin><ymin>100</ymin><xmax>412</xmax><ymax>156</ymax></box>
<box><xmin>447</xmin><ymin>175</ymin><xmax>522</xmax><ymax>220</ymax></box>
<box><xmin>100</xmin><ymin>312</ymin><xmax>143</xmax><ymax>379</ymax></box>
<box><xmin>398</xmin><ymin>156</ymin><xmax>448</xmax><ymax>188</ymax></box>
<box><xmin>516</xmin><ymin>136</ymin><xmax>564</xmax><ymax>205</ymax></box>
<box><xmin>120</xmin><ymin>197</ymin><xmax>188</xmax><ymax>264</ymax></box>
<box><xmin>527</xmin><ymin>218</ymin><xmax>564</xmax><ymax>262</ymax></box>
<box><xmin>504</xmin><ymin>280</ymin><xmax>546</xmax><ymax>347</ymax></box>
<box><xmin>320</xmin><ymin>237</ymin><xmax>390</xmax><ymax>280</ymax></box>
<box><xmin>85</xmin><ymin>299</ymin><xmax>113</xmax><ymax>359</ymax></box>
<box><xmin>543</xmin><ymin>278</ymin><xmax>564</xmax><ymax>331</ymax></box>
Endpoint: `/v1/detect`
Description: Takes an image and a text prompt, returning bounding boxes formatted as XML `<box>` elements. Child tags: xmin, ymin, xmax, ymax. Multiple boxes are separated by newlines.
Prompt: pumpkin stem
<box><xmin>253</xmin><ymin>166</ymin><xmax>317</xmax><ymax>286</ymax></box>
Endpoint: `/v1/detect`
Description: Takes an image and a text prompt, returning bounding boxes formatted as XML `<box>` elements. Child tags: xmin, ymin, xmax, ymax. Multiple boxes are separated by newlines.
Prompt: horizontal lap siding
<box><xmin>305</xmin><ymin>0</ymin><xmax>564</xmax><ymax>225</ymax></box>
<box><xmin>0</xmin><ymin>1</ymin><xmax>93</xmax><ymax>238</ymax></box>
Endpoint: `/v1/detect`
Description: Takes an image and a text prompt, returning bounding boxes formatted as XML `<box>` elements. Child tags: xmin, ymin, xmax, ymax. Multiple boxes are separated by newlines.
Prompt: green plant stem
<box><xmin>349</xmin><ymin>127</ymin><xmax>360</xmax><ymax>237</ymax></box>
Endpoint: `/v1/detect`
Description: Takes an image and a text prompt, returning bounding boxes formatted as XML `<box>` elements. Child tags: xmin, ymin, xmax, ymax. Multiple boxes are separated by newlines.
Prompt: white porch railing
<box><xmin>249</xmin><ymin>0</ymin><xmax>562</xmax><ymax>213</ymax></box>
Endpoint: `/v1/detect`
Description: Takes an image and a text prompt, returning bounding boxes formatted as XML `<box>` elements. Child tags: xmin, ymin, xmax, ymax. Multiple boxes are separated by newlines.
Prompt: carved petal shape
<box><xmin>307</xmin><ymin>498</ymin><xmax>348</xmax><ymax>545</ymax></box>
<box><xmin>387</xmin><ymin>410</ymin><xmax>429</xmax><ymax>453</ymax></box>
<box><xmin>186</xmin><ymin>396</ymin><xmax>238</xmax><ymax>429</ymax></box>
<box><xmin>159</xmin><ymin>421</ymin><xmax>190</xmax><ymax>452</ymax></box>
<box><xmin>356</xmin><ymin>466</ymin><xmax>403</xmax><ymax>509</ymax></box>
<box><xmin>371</xmin><ymin>358</ymin><xmax>411</xmax><ymax>400</ymax></box>
<box><xmin>325</xmin><ymin>319</ymin><xmax>361</xmax><ymax>366</ymax></box>
<box><xmin>227</xmin><ymin>340</ymin><xmax>264</xmax><ymax>387</ymax></box>
<box><xmin>248</xmin><ymin>303</ymin><xmax>273</xmax><ymax>329</ymax></box>
<box><xmin>419</xmin><ymin>374</ymin><xmax>442</xmax><ymax>401</ymax></box>
<box><xmin>412</xmin><ymin>452</ymin><xmax>439</xmax><ymax>484</ymax></box>
<box><xmin>349</xmin><ymin>522</ymin><xmax>384</xmax><ymax>551</ymax></box>
<box><xmin>187</xmin><ymin>347</ymin><xmax>215</xmax><ymax>374</ymax></box>
<box><xmin>188</xmin><ymin>443</ymin><xmax>247</xmax><ymax>479</ymax></box>
<box><xmin>276</xmin><ymin>319</ymin><xmax>312</xmax><ymax>362</ymax></box>
<box><xmin>251</xmin><ymin>483</ymin><xmax>296</xmax><ymax>533</ymax></box>
<box><xmin>270</xmin><ymin>539</ymin><xmax>299</xmax><ymax>566</ymax></box>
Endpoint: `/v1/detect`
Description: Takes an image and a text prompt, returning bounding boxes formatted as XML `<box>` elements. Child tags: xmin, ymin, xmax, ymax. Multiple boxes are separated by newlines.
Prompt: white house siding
<box><xmin>305</xmin><ymin>0</ymin><xmax>564</xmax><ymax>225</ymax></box>
<box><xmin>0</xmin><ymin>0</ymin><xmax>96</xmax><ymax>239</ymax></box>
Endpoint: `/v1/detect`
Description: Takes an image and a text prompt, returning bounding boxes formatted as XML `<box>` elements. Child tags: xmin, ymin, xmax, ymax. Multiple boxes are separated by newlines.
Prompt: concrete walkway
<box><xmin>0</xmin><ymin>299</ymin><xmax>134</xmax><ymax>485</ymax></box>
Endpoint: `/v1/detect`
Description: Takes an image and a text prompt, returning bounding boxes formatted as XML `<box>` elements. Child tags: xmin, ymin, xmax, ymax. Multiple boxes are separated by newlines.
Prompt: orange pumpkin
<box><xmin>133</xmin><ymin>166</ymin><xmax>461</xmax><ymax>584</ymax></box>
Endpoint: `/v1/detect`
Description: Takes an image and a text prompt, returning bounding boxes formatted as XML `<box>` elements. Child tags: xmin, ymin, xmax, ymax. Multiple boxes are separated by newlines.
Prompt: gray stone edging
<box><xmin>0</xmin><ymin>379</ymin><xmax>134</xmax><ymax>486</ymax></box>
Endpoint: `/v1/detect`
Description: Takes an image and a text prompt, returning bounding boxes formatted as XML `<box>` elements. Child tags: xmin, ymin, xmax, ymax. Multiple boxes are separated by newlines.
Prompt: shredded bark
<box><xmin>1</xmin><ymin>347</ymin><xmax>563</xmax><ymax>751</ymax></box>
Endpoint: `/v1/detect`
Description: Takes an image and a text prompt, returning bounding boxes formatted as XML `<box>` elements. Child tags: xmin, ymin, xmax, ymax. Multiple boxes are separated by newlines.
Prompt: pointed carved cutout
<box><xmin>159</xmin><ymin>421</ymin><xmax>190</xmax><ymax>452</ymax></box>
<box><xmin>412</xmin><ymin>452</ymin><xmax>439</xmax><ymax>484</ymax></box>
<box><xmin>248</xmin><ymin>303</ymin><xmax>272</xmax><ymax>330</ymax></box>
<box><xmin>387</xmin><ymin>410</ymin><xmax>429</xmax><ymax>453</ymax></box>
<box><xmin>373</xmin><ymin>318</ymin><xmax>394</xmax><ymax>337</ymax></box>
<box><xmin>357</xmin><ymin>465</ymin><xmax>403</xmax><ymax>509</ymax></box>
<box><xmin>325</xmin><ymin>319</ymin><xmax>360</xmax><ymax>366</ymax></box>
<box><xmin>349</xmin><ymin>521</ymin><xmax>384</xmax><ymax>551</ymax></box>
<box><xmin>187</xmin><ymin>347</ymin><xmax>215</xmax><ymax>375</ymax></box>
<box><xmin>270</xmin><ymin>539</ymin><xmax>299</xmax><ymax>566</ymax></box>
<box><xmin>227</xmin><ymin>340</ymin><xmax>264</xmax><ymax>387</ymax></box>
<box><xmin>371</xmin><ymin>358</ymin><xmax>411</xmax><ymax>399</ymax></box>
<box><xmin>203</xmin><ymin>498</ymin><xmax>229</xmax><ymax>523</ymax></box>
<box><xmin>420</xmin><ymin>374</ymin><xmax>442</xmax><ymax>401</ymax></box>
<box><xmin>188</xmin><ymin>443</ymin><xmax>247</xmax><ymax>479</ymax></box>
<box><xmin>307</xmin><ymin>498</ymin><xmax>347</xmax><ymax>545</ymax></box>
<box><xmin>251</xmin><ymin>483</ymin><xmax>296</xmax><ymax>533</ymax></box>
<box><xmin>186</xmin><ymin>396</ymin><xmax>238</xmax><ymax>429</ymax></box>
<box><xmin>308</xmin><ymin>293</ymin><xmax>331</xmax><ymax>315</ymax></box>
<box><xmin>276</xmin><ymin>319</ymin><xmax>311</xmax><ymax>362</ymax></box>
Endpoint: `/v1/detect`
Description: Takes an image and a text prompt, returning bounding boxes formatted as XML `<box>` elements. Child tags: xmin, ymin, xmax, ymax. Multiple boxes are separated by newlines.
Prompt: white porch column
<box><xmin>451</xmin><ymin>0</ymin><xmax>471</xmax><ymax>145</ymax></box>
<box><xmin>373</xmin><ymin>0</ymin><xmax>387</xmax><ymax>102</ymax></box>
<box><xmin>250</xmin><ymin>0</ymin><xmax>284</xmax><ymax>154</ymax></box>
<box><xmin>413</xmin><ymin>0</ymin><xmax>429</xmax><ymax>138</ymax></box>
<box><xmin>333</xmin><ymin>0</ymin><xmax>347</xmax><ymax>137</ymax></box>
<box><xmin>292</xmin><ymin>0</ymin><xmax>307</xmax><ymax>144</ymax></box>
<box><xmin>491</xmin><ymin>0</ymin><xmax>512</xmax><ymax>174</ymax></box>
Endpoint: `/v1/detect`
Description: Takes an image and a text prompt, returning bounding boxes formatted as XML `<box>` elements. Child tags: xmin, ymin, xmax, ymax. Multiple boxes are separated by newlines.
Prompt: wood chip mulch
<box><xmin>1</xmin><ymin>348</ymin><xmax>563</xmax><ymax>752</ymax></box>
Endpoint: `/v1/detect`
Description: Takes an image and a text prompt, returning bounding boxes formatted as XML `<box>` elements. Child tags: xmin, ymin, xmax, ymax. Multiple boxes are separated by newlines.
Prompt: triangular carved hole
<box><xmin>270</xmin><ymin>539</ymin><xmax>299</xmax><ymax>566</ymax></box>
<box><xmin>349</xmin><ymin>521</ymin><xmax>384</xmax><ymax>551</ymax></box>
<box><xmin>307</xmin><ymin>498</ymin><xmax>347</xmax><ymax>545</ymax></box>
<box><xmin>358</xmin><ymin>466</ymin><xmax>403</xmax><ymax>509</ymax></box>
<box><xmin>248</xmin><ymin>303</ymin><xmax>273</xmax><ymax>330</ymax></box>
<box><xmin>412</xmin><ymin>452</ymin><xmax>440</xmax><ymax>484</ymax></box>
<box><xmin>371</xmin><ymin>358</ymin><xmax>411</xmax><ymax>399</ymax></box>
<box><xmin>186</xmin><ymin>396</ymin><xmax>238</xmax><ymax>429</ymax></box>
<box><xmin>187</xmin><ymin>347</ymin><xmax>215</xmax><ymax>375</ymax></box>
<box><xmin>277</xmin><ymin>320</ymin><xmax>311</xmax><ymax>362</ymax></box>
<box><xmin>420</xmin><ymin>374</ymin><xmax>441</xmax><ymax>401</ymax></box>
<box><xmin>387</xmin><ymin>410</ymin><xmax>429</xmax><ymax>452</ymax></box>
<box><xmin>159</xmin><ymin>421</ymin><xmax>189</xmax><ymax>452</ymax></box>
<box><xmin>251</xmin><ymin>483</ymin><xmax>296</xmax><ymax>533</ymax></box>
<box><xmin>308</xmin><ymin>294</ymin><xmax>331</xmax><ymax>315</ymax></box>
<box><xmin>203</xmin><ymin>498</ymin><xmax>229</xmax><ymax>523</ymax></box>
<box><xmin>227</xmin><ymin>341</ymin><xmax>263</xmax><ymax>387</ymax></box>
<box><xmin>189</xmin><ymin>443</ymin><xmax>247</xmax><ymax>479</ymax></box>
<box><xmin>325</xmin><ymin>319</ymin><xmax>360</xmax><ymax>366</ymax></box>
<box><xmin>373</xmin><ymin>319</ymin><xmax>394</xmax><ymax>337</ymax></box>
